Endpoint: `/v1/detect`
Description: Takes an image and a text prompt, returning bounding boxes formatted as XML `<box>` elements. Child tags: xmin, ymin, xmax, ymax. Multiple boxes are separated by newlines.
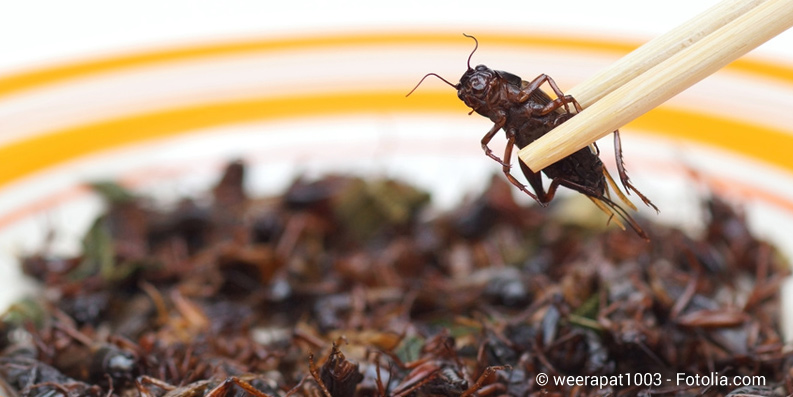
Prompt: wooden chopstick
<box><xmin>566</xmin><ymin>0</ymin><xmax>767</xmax><ymax>109</ymax></box>
<box><xmin>518</xmin><ymin>0</ymin><xmax>793</xmax><ymax>172</ymax></box>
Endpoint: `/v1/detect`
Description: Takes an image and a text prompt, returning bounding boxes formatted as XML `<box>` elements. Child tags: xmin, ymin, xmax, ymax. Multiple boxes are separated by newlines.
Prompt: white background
<box><xmin>1</xmin><ymin>0</ymin><xmax>791</xmax><ymax>74</ymax></box>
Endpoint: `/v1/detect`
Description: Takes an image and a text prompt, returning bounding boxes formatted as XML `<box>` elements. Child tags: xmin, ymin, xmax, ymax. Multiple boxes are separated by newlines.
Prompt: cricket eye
<box><xmin>470</xmin><ymin>75</ymin><xmax>487</xmax><ymax>93</ymax></box>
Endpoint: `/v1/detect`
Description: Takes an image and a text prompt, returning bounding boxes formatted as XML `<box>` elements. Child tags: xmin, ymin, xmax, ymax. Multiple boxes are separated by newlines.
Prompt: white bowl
<box><xmin>1</xmin><ymin>30</ymin><xmax>793</xmax><ymax>338</ymax></box>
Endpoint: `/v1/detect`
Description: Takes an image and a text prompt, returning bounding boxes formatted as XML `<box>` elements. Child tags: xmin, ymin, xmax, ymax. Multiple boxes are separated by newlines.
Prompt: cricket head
<box><xmin>456</xmin><ymin>63</ymin><xmax>501</xmax><ymax>112</ymax></box>
<box><xmin>407</xmin><ymin>34</ymin><xmax>516</xmax><ymax>117</ymax></box>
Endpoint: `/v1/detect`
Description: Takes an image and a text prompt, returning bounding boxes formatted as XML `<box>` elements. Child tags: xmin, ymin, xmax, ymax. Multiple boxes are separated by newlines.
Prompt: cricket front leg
<box><xmin>521</xmin><ymin>74</ymin><xmax>582</xmax><ymax>115</ymax></box>
<box><xmin>612</xmin><ymin>130</ymin><xmax>658</xmax><ymax>212</ymax></box>
<box><xmin>481</xmin><ymin>115</ymin><xmax>509</xmax><ymax>167</ymax></box>
<box><xmin>538</xmin><ymin>95</ymin><xmax>582</xmax><ymax>116</ymax></box>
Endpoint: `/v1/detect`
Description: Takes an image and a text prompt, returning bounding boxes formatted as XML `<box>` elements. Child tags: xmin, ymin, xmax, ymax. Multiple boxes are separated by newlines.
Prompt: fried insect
<box><xmin>408</xmin><ymin>34</ymin><xmax>658</xmax><ymax>239</ymax></box>
<box><xmin>307</xmin><ymin>343</ymin><xmax>363</xmax><ymax>397</ymax></box>
<box><xmin>5</xmin><ymin>161</ymin><xmax>791</xmax><ymax>396</ymax></box>
<box><xmin>136</xmin><ymin>375</ymin><xmax>276</xmax><ymax>397</ymax></box>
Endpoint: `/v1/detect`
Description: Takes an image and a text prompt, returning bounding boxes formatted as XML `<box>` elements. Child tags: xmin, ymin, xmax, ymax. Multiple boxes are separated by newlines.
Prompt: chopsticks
<box><xmin>517</xmin><ymin>0</ymin><xmax>793</xmax><ymax>172</ymax></box>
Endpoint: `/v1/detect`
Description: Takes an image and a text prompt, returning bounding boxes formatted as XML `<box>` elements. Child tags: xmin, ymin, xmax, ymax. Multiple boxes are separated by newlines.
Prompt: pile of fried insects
<box><xmin>1</xmin><ymin>161</ymin><xmax>791</xmax><ymax>397</ymax></box>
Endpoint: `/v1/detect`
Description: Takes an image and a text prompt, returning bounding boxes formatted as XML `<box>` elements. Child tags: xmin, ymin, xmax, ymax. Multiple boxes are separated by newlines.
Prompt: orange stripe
<box><xmin>0</xmin><ymin>91</ymin><xmax>461</xmax><ymax>188</ymax></box>
<box><xmin>1</xmin><ymin>32</ymin><xmax>792</xmax><ymax>232</ymax></box>
<box><xmin>1</xmin><ymin>32</ymin><xmax>792</xmax><ymax>99</ymax></box>
<box><xmin>629</xmin><ymin>107</ymin><xmax>793</xmax><ymax>172</ymax></box>
<box><xmin>2</xmin><ymin>90</ymin><xmax>792</xmax><ymax>190</ymax></box>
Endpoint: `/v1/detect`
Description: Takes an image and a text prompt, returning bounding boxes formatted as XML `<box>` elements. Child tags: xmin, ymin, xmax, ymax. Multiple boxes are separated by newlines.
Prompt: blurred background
<box><xmin>1</xmin><ymin>0</ymin><xmax>792</xmax><ymax>320</ymax></box>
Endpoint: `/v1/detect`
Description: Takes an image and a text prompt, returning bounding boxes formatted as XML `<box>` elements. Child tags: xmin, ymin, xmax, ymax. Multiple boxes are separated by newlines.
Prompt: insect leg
<box><xmin>459</xmin><ymin>365</ymin><xmax>510</xmax><ymax>397</ymax></box>
<box><xmin>521</xmin><ymin>74</ymin><xmax>582</xmax><ymax>115</ymax></box>
<box><xmin>612</xmin><ymin>130</ymin><xmax>659</xmax><ymax>212</ymax></box>
<box><xmin>204</xmin><ymin>377</ymin><xmax>277</xmax><ymax>397</ymax></box>
<box><xmin>537</xmin><ymin>172</ymin><xmax>650</xmax><ymax>239</ymax></box>
<box><xmin>135</xmin><ymin>376</ymin><xmax>176</xmax><ymax>396</ymax></box>
<box><xmin>501</xmin><ymin>135</ymin><xmax>541</xmax><ymax>202</ymax></box>
<box><xmin>547</xmin><ymin>172</ymin><xmax>650</xmax><ymax>239</ymax></box>
<box><xmin>480</xmin><ymin>116</ymin><xmax>510</xmax><ymax>166</ymax></box>
<box><xmin>523</xmin><ymin>168</ymin><xmax>619</xmax><ymax>208</ymax></box>
<box><xmin>517</xmin><ymin>161</ymin><xmax>558</xmax><ymax>206</ymax></box>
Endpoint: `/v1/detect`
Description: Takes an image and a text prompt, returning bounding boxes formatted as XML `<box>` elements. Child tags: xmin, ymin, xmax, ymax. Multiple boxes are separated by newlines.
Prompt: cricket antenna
<box><xmin>406</xmin><ymin>73</ymin><xmax>459</xmax><ymax>97</ymax></box>
<box><xmin>462</xmin><ymin>33</ymin><xmax>478</xmax><ymax>70</ymax></box>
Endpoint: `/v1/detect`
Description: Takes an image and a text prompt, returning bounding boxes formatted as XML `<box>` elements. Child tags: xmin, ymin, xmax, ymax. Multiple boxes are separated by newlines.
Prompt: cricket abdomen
<box><xmin>543</xmin><ymin>149</ymin><xmax>607</xmax><ymax>195</ymax></box>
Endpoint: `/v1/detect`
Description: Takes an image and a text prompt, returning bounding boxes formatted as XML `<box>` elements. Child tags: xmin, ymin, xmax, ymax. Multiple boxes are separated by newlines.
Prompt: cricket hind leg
<box><xmin>516</xmin><ymin>160</ymin><xmax>603</xmax><ymax>208</ymax></box>
<box><xmin>517</xmin><ymin>162</ymin><xmax>650</xmax><ymax>240</ymax></box>
<box><xmin>495</xmin><ymin>133</ymin><xmax>589</xmax><ymax>208</ymax></box>
<box><xmin>500</xmin><ymin>135</ymin><xmax>542</xmax><ymax>203</ymax></box>
<box><xmin>506</xmin><ymin>136</ymin><xmax>647</xmax><ymax>240</ymax></box>
<box><xmin>612</xmin><ymin>130</ymin><xmax>659</xmax><ymax>212</ymax></box>
<box><xmin>518</xmin><ymin>161</ymin><xmax>605</xmax><ymax>205</ymax></box>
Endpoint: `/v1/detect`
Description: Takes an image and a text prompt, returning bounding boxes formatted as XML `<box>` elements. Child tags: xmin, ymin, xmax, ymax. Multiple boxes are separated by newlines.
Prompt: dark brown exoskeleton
<box><xmin>408</xmin><ymin>34</ymin><xmax>658</xmax><ymax>239</ymax></box>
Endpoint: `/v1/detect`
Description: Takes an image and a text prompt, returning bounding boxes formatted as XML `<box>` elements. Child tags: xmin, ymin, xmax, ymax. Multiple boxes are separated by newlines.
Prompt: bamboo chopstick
<box><xmin>518</xmin><ymin>0</ymin><xmax>793</xmax><ymax>172</ymax></box>
<box><xmin>566</xmin><ymin>0</ymin><xmax>767</xmax><ymax>109</ymax></box>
